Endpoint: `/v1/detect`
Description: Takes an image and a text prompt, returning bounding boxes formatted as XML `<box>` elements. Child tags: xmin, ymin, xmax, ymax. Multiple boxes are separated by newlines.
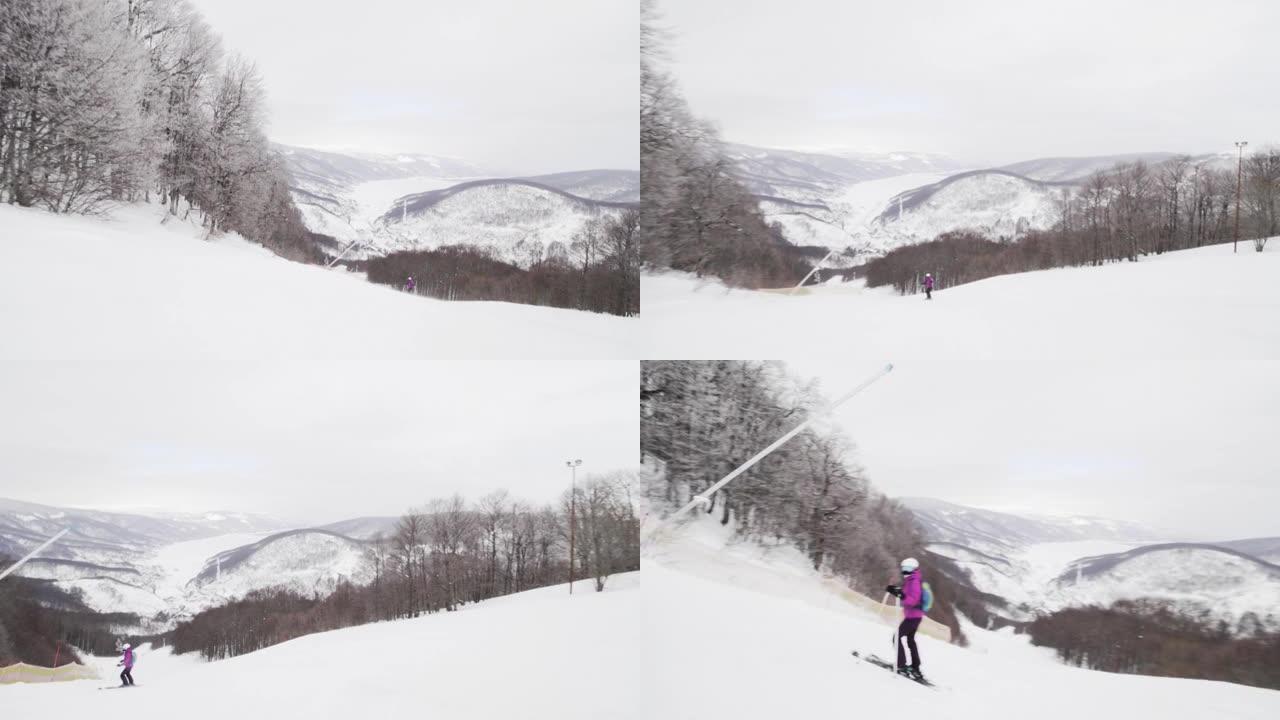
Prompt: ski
<box><xmin>851</xmin><ymin>651</ymin><xmax>935</xmax><ymax>688</ymax></box>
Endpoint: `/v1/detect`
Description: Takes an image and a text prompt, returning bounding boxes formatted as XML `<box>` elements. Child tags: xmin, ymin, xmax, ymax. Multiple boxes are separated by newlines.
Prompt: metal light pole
<box><xmin>566</xmin><ymin>459</ymin><xmax>582</xmax><ymax>594</ymax></box>
<box><xmin>1235</xmin><ymin>141</ymin><xmax>1248</xmax><ymax>253</ymax></box>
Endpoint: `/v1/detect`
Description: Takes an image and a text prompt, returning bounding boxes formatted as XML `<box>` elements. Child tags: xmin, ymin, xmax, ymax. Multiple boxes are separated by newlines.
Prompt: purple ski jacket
<box><xmin>901</xmin><ymin>571</ymin><xmax>924</xmax><ymax>620</ymax></box>
<box><xmin>923</xmin><ymin>275</ymin><xmax>935</xmax><ymax>290</ymax></box>
<box><xmin>122</xmin><ymin>648</ymin><xmax>134</xmax><ymax>668</ymax></box>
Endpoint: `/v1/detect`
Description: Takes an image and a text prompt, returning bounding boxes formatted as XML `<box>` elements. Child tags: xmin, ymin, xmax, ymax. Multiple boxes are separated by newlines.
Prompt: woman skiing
<box><xmin>117</xmin><ymin>643</ymin><xmax>135</xmax><ymax>686</ymax></box>
<box><xmin>404</xmin><ymin>275</ymin><xmax>416</xmax><ymax>293</ymax></box>
<box><xmin>923</xmin><ymin>273</ymin><xmax>934</xmax><ymax>300</ymax></box>
<box><xmin>886</xmin><ymin>557</ymin><xmax>925</xmax><ymax>680</ymax></box>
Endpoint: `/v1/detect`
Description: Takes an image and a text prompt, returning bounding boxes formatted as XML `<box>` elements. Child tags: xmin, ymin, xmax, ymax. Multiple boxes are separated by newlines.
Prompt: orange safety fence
<box><xmin>0</xmin><ymin>662</ymin><xmax>100</xmax><ymax>684</ymax></box>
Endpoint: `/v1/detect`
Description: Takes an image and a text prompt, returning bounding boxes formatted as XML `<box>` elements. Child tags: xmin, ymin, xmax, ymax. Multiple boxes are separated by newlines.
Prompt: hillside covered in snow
<box><xmin>375</xmin><ymin>179</ymin><xmax>635</xmax><ymax>267</ymax></box>
<box><xmin>642</xmin><ymin>242</ymin><xmax>1279</xmax><ymax>555</ymax></box>
<box><xmin>1</xmin><ymin>575</ymin><xmax>641</xmax><ymax>720</ymax></box>
<box><xmin>1</xmin><ymin>498</ymin><xmax>382</xmax><ymax>627</ymax></box>
<box><xmin>906</xmin><ymin>499</ymin><xmax>1280</xmax><ymax>634</ymax></box>
<box><xmin>0</xmin><ymin>202</ymin><xmax>634</xmax><ymax>362</ymax></box>
<box><xmin>722</xmin><ymin>145</ymin><xmax>1246</xmax><ymax>262</ymax></box>
<box><xmin>277</xmin><ymin>144</ymin><xmax>638</xmax><ymax>265</ymax></box>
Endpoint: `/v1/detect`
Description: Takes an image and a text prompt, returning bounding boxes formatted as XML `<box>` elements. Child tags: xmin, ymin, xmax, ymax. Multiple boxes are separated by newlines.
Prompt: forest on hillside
<box><xmin>1028</xmin><ymin>600</ymin><xmax>1280</xmax><ymax>691</ymax></box>
<box><xmin>0</xmin><ymin>570</ymin><xmax>141</xmax><ymax>667</ymax></box>
<box><xmin>640</xmin><ymin>1</ymin><xmax>811</xmax><ymax>289</ymax></box>
<box><xmin>0</xmin><ymin>0</ymin><xmax>322</xmax><ymax>261</ymax></box>
<box><xmin>863</xmin><ymin>151</ymin><xmax>1280</xmax><ymax>294</ymax></box>
<box><xmin>640</xmin><ymin>360</ymin><xmax>967</xmax><ymax>641</ymax></box>
<box><xmin>172</xmin><ymin>477</ymin><xmax>640</xmax><ymax>661</ymax></box>
<box><xmin>367</xmin><ymin>210</ymin><xmax>640</xmax><ymax>315</ymax></box>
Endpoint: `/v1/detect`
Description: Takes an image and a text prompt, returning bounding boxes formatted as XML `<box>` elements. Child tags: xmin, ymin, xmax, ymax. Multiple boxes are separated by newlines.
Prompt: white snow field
<box><xmin>644</xmin><ymin>520</ymin><xmax>1280</xmax><ymax>720</ymax></box>
<box><xmin>0</xmin><ymin>203</ymin><xmax>634</xmax><ymax>358</ymax></box>
<box><xmin>641</xmin><ymin>241</ymin><xmax>1280</xmax><ymax>539</ymax></box>
<box><xmin>1</xmin><ymin>574</ymin><xmax>641</xmax><ymax>720</ymax></box>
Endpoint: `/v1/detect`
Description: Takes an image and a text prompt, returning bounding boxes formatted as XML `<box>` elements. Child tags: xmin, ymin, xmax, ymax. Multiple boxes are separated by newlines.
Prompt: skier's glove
<box><xmin>886</xmin><ymin>585</ymin><xmax>903</xmax><ymax>598</ymax></box>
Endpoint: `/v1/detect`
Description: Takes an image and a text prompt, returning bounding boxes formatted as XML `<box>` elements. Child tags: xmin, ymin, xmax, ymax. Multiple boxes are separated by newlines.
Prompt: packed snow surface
<box><xmin>644</xmin><ymin>518</ymin><xmax>1280</xmax><ymax>719</ymax></box>
<box><xmin>0</xmin><ymin>575</ymin><xmax>641</xmax><ymax>720</ymax></box>
<box><xmin>0</xmin><ymin>204</ymin><xmax>634</xmax><ymax>357</ymax></box>
<box><xmin>641</xmin><ymin>242</ymin><xmax>1280</xmax><ymax>541</ymax></box>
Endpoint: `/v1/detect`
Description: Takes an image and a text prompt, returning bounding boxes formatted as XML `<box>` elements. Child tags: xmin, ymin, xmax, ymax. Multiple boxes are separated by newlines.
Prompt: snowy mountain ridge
<box><xmin>906</xmin><ymin>498</ymin><xmax>1280</xmax><ymax>634</ymax></box>
<box><xmin>0</xmin><ymin>496</ymin><xmax>284</xmax><ymax>569</ymax></box>
<box><xmin>2</xmin><ymin>498</ymin><xmax>373</xmax><ymax>628</ymax></box>
<box><xmin>726</xmin><ymin>145</ymin><xmax>1232</xmax><ymax>258</ymax></box>
<box><xmin>904</xmin><ymin>496</ymin><xmax>1166</xmax><ymax>552</ymax></box>
<box><xmin>277</xmin><ymin>144</ymin><xmax>638</xmax><ymax>266</ymax></box>
<box><xmin>371</xmin><ymin>179</ymin><xmax>634</xmax><ymax>266</ymax></box>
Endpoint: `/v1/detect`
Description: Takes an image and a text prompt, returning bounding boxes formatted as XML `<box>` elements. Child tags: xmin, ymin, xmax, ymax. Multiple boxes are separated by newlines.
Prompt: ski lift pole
<box><xmin>0</xmin><ymin>528</ymin><xmax>69</xmax><ymax>582</ymax></box>
<box><xmin>790</xmin><ymin>247</ymin><xmax>842</xmax><ymax>295</ymax></box>
<box><xmin>670</xmin><ymin>364</ymin><xmax>894</xmax><ymax>521</ymax></box>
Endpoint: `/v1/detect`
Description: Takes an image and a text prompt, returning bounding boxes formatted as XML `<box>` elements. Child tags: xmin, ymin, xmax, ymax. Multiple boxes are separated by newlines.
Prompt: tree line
<box><xmin>640</xmin><ymin>360</ymin><xmax>965</xmax><ymax>640</ymax></box>
<box><xmin>640</xmin><ymin>1</ymin><xmax>810</xmax><ymax>289</ymax></box>
<box><xmin>172</xmin><ymin>478</ymin><xmax>639</xmax><ymax>661</ymax></box>
<box><xmin>0</xmin><ymin>0</ymin><xmax>322</xmax><ymax>261</ymax></box>
<box><xmin>0</xmin><ymin>568</ymin><xmax>142</xmax><ymax>667</ymax></box>
<box><xmin>863</xmin><ymin>151</ymin><xmax>1279</xmax><ymax>294</ymax></box>
<box><xmin>366</xmin><ymin>210</ymin><xmax>639</xmax><ymax>316</ymax></box>
<box><xmin>1027</xmin><ymin>600</ymin><xmax>1280</xmax><ymax>691</ymax></box>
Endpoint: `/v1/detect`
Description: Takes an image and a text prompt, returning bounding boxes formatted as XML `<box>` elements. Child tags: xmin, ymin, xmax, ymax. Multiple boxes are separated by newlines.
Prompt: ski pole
<box><xmin>669</xmin><ymin>364</ymin><xmax>894</xmax><ymax>521</ymax></box>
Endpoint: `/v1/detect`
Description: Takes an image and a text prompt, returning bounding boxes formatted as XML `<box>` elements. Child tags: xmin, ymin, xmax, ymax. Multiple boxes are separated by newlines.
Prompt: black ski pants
<box><xmin>120</xmin><ymin>667</ymin><xmax>134</xmax><ymax>686</ymax></box>
<box><xmin>897</xmin><ymin>617</ymin><xmax>921</xmax><ymax>670</ymax></box>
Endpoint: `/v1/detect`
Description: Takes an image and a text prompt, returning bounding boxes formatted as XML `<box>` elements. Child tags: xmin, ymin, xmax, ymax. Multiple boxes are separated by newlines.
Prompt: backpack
<box><xmin>920</xmin><ymin>582</ymin><xmax>934</xmax><ymax>613</ymax></box>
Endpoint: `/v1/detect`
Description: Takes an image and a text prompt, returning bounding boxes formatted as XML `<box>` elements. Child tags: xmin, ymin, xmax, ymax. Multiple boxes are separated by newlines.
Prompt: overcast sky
<box><xmin>0</xmin><ymin>360</ymin><xmax>636</xmax><ymax>527</ymax></box>
<box><xmin>187</xmin><ymin>0</ymin><xmax>637</xmax><ymax>174</ymax></box>
<box><xmin>658</xmin><ymin>0</ymin><xmax>1280</xmax><ymax>164</ymax></box>
<box><xmin>782</xmin><ymin>358</ymin><xmax>1277</xmax><ymax>541</ymax></box>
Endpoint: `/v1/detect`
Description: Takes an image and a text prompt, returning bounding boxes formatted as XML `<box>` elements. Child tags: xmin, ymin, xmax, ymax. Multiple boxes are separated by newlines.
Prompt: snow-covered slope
<box><xmin>872</xmin><ymin>170</ymin><xmax>1066</xmax><ymax>240</ymax></box>
<box><xmin>277</xmin><ymin>144</ymin><xmax>638</xmax><ymax>264</ymax></box>
<box><xmin>727</xmin><ymin>147</ymin><xmax>1236</xmax><ymax>254</ymax></box>
<box><xmin>1052</xmin><ymin>544</ymin><xmax>1280</xmax><ymax>634</ymax></box>
<box><xmin>180</xmin><ymin>530</ymin><xmax>374</xmax><ymax>612</ymax></box>
<box><xmin>1</xmin><ymin>575</ymin><xmax>641</xmax><ymax>720</ymax></box>
<box><xmin>0</xmin><ymin>203</ymin><xmax>634</xmax><ymax>363</ymax></box>
<box><xmin>1</xmin><ymin>498</ymin><xmax>374</xmax><ymax>623</ymax></box>
<box><xmin>374</xmin><ymin>179</ymin><xmax>634</xmax><ymax>266</ymax></box>
<box><xmin>911</xmin><ymin>502</ymin><xmax>1280</xmax><ymax>632</ymax></box>
<box><xmin>645</xmin><ymin>518</ymin><xmax>1279</xmax><ymax>719</ymax></box>
<box><xmin>641</xmin><ymin>243</ymin><xmax>1280</xmax><ymax>536</ymax></box>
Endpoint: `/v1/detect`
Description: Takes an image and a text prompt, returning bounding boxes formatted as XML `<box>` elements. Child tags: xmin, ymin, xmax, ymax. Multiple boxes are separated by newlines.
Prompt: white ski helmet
<box><xmin>123</xmin><ymin>643</ymin><xmax>131</xmax><ymax>650</ymax></box>
<box><xmin>900</xmin><ymin>557</ymin><xmax>919</xmax><ymax>573</ymax></box>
